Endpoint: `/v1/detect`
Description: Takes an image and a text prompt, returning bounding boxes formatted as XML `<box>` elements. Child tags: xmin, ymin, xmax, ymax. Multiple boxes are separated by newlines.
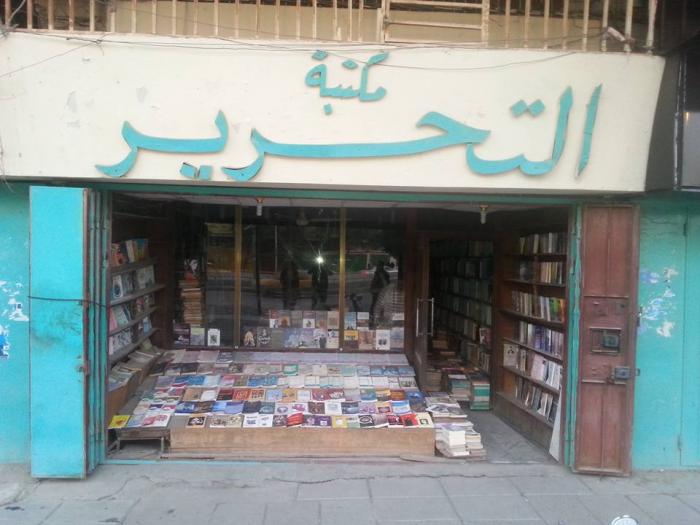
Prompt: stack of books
<box><xmin>179</xmin><ymin>279</ymin><xmax>204</xmax><ymax>327</ymax></box>
<box><xmin>468</xmin><ymin>371</ymin><xmax>491</xmax><ymax>410</ymax></box>
<box><xmin>465</xmin><ymin>429</ymin><xmax>486</xmax><ymax>458</ymax></box>
<box><xmin>446</xmin><ymin>373</ymin><xmax>470</xmax><ymax>402</ymax></box>
<box><xmin>435</xmin><ymin>423</ymin><xmax>470</xmax><ymax>457</ymax></box>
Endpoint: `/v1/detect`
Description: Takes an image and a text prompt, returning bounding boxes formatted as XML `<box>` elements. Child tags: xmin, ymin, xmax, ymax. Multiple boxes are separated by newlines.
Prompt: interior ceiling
<box><xmin>120</xmin><ymin>192</ymin><xmax>533</xmax><ymax>213</ymax></box>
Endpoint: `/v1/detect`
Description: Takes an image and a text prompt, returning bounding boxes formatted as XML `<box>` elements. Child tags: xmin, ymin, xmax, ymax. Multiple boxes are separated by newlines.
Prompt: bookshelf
<box><xmin>494</xmin><ymin>230</ymin><xmax>568</xmax><ymax>450</ymax></box>
<box><xmin>108</xmin><ymin>240</ymin><xmax>164</xmax><ymax>365</ymax></box>
<box><xmin>431</xmin><ymin>240</ymin><xmax>493</xmax><ymax>376</ymax></box>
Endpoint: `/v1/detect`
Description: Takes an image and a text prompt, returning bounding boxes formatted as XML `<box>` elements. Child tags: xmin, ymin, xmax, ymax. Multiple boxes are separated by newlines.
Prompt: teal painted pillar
<box><xmin>30</xmin><ymin>186</ymin><xmax>90</xmax><ymax>478</ymax></box>
<box><xmin>0</xmin><ymin>184</ymin><xmax>31</xmax><ymax>464</ymax></box>
<box><xmin>633</xmin><ymin>203</ymin><xmax>687</xmax><ymax>469</ymax></box>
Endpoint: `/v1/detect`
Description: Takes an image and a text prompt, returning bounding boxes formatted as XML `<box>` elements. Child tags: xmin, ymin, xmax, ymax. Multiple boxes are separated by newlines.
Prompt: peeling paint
<box><xmin>639</xmin><ymin>266</ymin><xmax>678</xmax><ymax>338</ymax></box>
<box><xmin>656</xmin><ymin>321</ymin><xmax>675</xmax><ymax>338</ymax></box>
<box><xmin>0</xmin><ymin>324</ymin><xmax>8</xmax><ymax>359</ymax></box>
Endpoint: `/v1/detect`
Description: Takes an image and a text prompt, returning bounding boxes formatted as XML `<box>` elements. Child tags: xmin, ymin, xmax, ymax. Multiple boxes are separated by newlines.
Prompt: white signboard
<box><xmin>0</xmin><ymin>33</ymin><xmax>664</xmax><ymax>193</ymax></box>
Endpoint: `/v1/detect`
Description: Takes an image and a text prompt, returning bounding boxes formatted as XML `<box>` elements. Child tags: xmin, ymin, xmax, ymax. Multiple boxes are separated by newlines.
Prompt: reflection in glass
<box><xmin>241</xmin><ymin>207</ymin><xmax>341</xmax><ymax>350</ymax></box>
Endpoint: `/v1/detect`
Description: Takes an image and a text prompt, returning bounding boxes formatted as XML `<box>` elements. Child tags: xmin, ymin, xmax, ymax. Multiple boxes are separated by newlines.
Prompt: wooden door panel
<box><xmin>575</xmin><ymin>205</ymin><xmax>639</xmax><ymax>475</ymax></box>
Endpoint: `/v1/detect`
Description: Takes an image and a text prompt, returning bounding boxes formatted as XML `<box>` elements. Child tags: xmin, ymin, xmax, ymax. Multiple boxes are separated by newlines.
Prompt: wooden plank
<box><xmin>171</xmin><ymin>427</ymin><xmax>435</xmax><ymax>456</ymax></box>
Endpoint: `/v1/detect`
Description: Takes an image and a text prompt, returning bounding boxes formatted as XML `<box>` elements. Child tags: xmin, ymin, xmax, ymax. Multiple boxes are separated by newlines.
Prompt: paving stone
<box><xmin>376</xmin><ymin>521</ymin><xmax>460</xmax><ymax>525</ymax></box>
<box><xmin>0</xmin><ymin>501</ymin><xmax>60</xmax><ymax>524</ymax></box>
<box><xmin>321</xmin><ymin>500</ymin><xmax>376</xmax><ymax>525</ymax></box>
<box><xmin>369</xmin><ymin>477</ymin><xmax>446</xmax><ymax>499</ymax></box>
<box><xmin>370</xmin><ymin>497</ymin><xmax>458</xmax><ymax>521</ymax></box>
<box><xmin>678</xmin><ymin>494</ymin><xmax>700</xmax><ymax>513</ymax></box>
<box><xmin>449</xmin><ymin>494</ymin><xmax>540</xmax><ymax>521</ymax></box>
<box><xmin>578</xmin><ymin>494</ymin><xmax>659</xmax><ymax>525</ymax></box>
<box><xmin>440</xmin><ymin>476</ymin><xmax>519</xmax><ymax>496</ymax></box>
<box><xmin>298</xmin><ymin>479</ymin><xmax>370</xmax><ymax>500</ymax></box>
<box><xmin>264</xmin><ymin>500</ymin><xmax>320</xmax><ymax>525</ymax></box>
<box><xmin>511</xmin><ymin>475</ymin><xmax>593</xmax><ymax>495</ymax></box>
<box><xmin>44</xmin><ymin>499</ymin><xmax>135</xmax><ymax>524</ymax></box>
<box><xmin>208</xmin><ymin>501</ymin><xmax>265</xmax><ymax>525</ymax></box>
<box><xmin>628</xmin><ymin>494</ymin><xmax>700</xmax><ymax>525</ymax></box>
<box><xmin>123</xmin><ymin>490</ymin><xmax>219</xmax><ymax>524</ymax></box>
<box><xmin>526</xmin><ymin>494</ymin><xmax>602</xmax><ymax>525</ymax></box>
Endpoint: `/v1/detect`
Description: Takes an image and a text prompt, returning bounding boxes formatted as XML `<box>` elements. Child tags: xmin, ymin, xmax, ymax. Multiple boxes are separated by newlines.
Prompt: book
<box><xmin>186</xmin><ymin>415</ymin><xmax>207</xmax><ymax>428</ymax></box>
<box><xmin>108</xmin><ymin>415</ymin><xmax>130</xmax><ymax>429</ymax></box>
<box><xmin>327</xmin><ymin>311</ymin><xmax>340</xmax><ymax>330</ymax></box>
<box><xmin>344</xmin><ymin>312</ymin><xmax>357</xmax><ymax>330</ymax></box>
<box><xmin>209</xmin><ymin>414</ymin><xmax>243</xmax><ymax>428</ymax></box>
<box><xmin>190</xmin><ymin>327</ymin><xmax>206</xmax><ymax>346</ymax></box>
<box><xmin>375</xmin><ymin>329</ymin><xmax>391</xmax><ymax>350</ymax></box>
<box><xmin>358</xmin><ymin>329</ymin><xmax>374</xmax><ymax>350</ymax></box>
<box><xmin>302</xmin><ymin>311</ymin><xmax>316</xmax><ymax>329</ymax></box>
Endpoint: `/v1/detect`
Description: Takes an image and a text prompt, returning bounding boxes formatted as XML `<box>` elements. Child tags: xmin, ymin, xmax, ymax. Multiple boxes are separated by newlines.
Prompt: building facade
<box><xmin>1</xmin><ymin>0</ymin><xmax>698</xmax><ymax>477</ymax></box>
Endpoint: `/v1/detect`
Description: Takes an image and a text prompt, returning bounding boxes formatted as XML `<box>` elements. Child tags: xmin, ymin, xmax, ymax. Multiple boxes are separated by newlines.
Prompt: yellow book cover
<box><xmin>108</xmin><ymin>415</ymin><xmax>130</xmax><ymax>429</ymax></box>
<box><xmin>331</xmin><ymin>416</ymin><xmax>348</xmax><ymax>429</ymax></box>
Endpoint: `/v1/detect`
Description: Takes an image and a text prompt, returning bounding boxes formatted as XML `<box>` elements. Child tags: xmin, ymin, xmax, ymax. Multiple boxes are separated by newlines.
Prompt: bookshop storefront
<box><xmin>0</xmin><ymin>33</ymin><xmax>665</xmax><ymax>478</ymax></box>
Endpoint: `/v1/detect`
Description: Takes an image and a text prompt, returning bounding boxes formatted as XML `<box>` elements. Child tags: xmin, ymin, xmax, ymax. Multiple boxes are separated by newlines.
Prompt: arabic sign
<box><xmin>96</xmin><ymin>85</ymin><xmax>602</xmax><ymax>182</ymax></box>
<box><xmin>0</xmin><ymin>33</ymin><xmax>665</xmax><ymax>193</ymax></box>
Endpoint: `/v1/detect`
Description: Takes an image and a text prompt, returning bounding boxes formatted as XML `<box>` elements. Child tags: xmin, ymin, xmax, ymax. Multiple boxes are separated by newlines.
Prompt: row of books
<box><xmin>503</xmin><ymin>343</ymin><xmax>562</xmax><ymax>390</ymax></box>
<box><xmin>436</xmin><ymin>276</ymin><xmax>492</xmax><ymax>302</ymax></box>
<box><xmin>515</xmin><ymin>261</ymin><xmax>565</xmax><ymax>285</ymax></box>
<box><xmin>463</xmin><ymin>341</ymin><xmax>490</xmax><ymax>375</ymax></box>
<box><xmin>173</xmin><ymin>324</ymin><xmax>221</xmax><ymax>347</ymax></box>
<box><xmin>516</xmin><ymin>321</ymin><xmax>565</xmax><ymax>358</ymax></box>
<box><xmin>269</xmin><ymin>310</ymin><xmax>404</xmax><ymax>331</ymax></box>
<box><xmin>518</xmin><ymin>232</ymin><xmax>566</xmax><ymax>255</ymax></box>
<box><xmin>108</xmin><ymin>317</ymin><xmax>152</xmax><ymax>355</ymax></box>
<box><xmin>241</xmin><ymin>326</ymin><xmax>404</xmax><ymax>351</ymax></box>
<box><xmin>436</xmin><ymin>296</ymin><xmax>492</xmax><ymax>326</ymax></box>
<box><xmin>109</xmin><ymin>299</ymin><xmax>153</xmax><ymax>333</ymax></box>
<box><xmin>431</xmin><ymin>240</ymin><xmax>494</xmax><ymax>258</ymax></box>
<box><xmin>111</xmin><ymin>265</ymin><xmax>156</xmax><ymax>301</ymax></box>
<box><xmin>515</xmin><ymin>377</ymin><xmax>558</xmax><ymax>423</ymax></box>
<box><xmin>108</xmin><ymin>339</ymin><xmax>160</xmax><ymax>391</ymax></box>
<box><xmin>510</xmin><ymin>291</ymin><xmax>565</xmax><ymax>323</ymax></box>
<box><xmin>113</xmin><ymin>411</ymin><xmax>436</xmax><ymax>430</ymax></box>
<box><xmin>435</xmin><ymin>257</ymin><xmax>493</xmax><ymax>280</ymax></box>
<box><xmin>436</xmin><ymin>308</ymin><xmax>484</xmax><ymax>343</ymax></box>
<box><xmin>110</xmin><ymin>238</ymin><xmax>149</xmax><ymax>266</ymax></box>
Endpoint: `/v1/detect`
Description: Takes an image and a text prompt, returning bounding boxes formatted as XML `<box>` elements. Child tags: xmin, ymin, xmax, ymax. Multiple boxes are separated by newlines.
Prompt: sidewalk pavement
<box><xmin>2</xmin><ymin>460</ymin><xmax>700</xmax><ymax>525</ymax></box>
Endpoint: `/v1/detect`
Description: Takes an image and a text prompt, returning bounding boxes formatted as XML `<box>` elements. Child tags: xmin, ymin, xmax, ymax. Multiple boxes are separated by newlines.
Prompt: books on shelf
<box><xmin>518</xmin><ymin>232</ymin><xmax>566</xmax><ymax>255</ymax></box>
<box><xmin>516</xmin><ymin>321</ymin><xmax>565</xmax><ymax>358</ymax></box>
<box><xmin>516</xmin><ymin>260</ymin><xmax>565</xmax><ymax>284</ymax></box>
<box><xmin>510</xmin><ymin>291</ymin><xmax>565</xmax><ymax>323</ymax></box>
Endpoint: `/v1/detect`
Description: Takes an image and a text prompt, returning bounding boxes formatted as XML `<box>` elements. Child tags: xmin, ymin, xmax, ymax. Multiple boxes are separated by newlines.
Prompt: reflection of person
<box><xmin>370</xmin><ymin>260</ymin><xmax>390</xmax><ymax>323</ymax></box>
<box><xmin>374</xmin><ymin>277</ymin><xmax>404</xmax><ymax>328</ymax></box>
<box><xmin>308</xmin><ymin>261</ymin><xmax>331</xmax><ymax>310</ymax></box>
<box><xmin>279</xmin><ymin>257</ymin><xmax>300</xmax><ymax>309</ymax></box>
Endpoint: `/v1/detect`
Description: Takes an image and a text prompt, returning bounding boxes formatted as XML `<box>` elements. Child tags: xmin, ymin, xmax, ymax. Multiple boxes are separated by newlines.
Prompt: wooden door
<box><xmin>574</xmin><ymin>205</ymin><xmax>639</xmax><ymax>475</ymax></box>
<box><xmin>413</xmin><ymin>234</ymin><xmax>431</xmax><ymax>389</ymax></box>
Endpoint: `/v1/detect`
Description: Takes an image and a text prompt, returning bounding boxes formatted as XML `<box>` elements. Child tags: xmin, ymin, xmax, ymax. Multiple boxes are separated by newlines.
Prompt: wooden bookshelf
<box><xmin>430</xmin><ymin>240</ymin><xmax>494</xmax><ymax>376</ymax></box>
<box><xmin>493</xmin><ymin>226</ymin><xmax>568</xmax><ymax>452</ymax></box>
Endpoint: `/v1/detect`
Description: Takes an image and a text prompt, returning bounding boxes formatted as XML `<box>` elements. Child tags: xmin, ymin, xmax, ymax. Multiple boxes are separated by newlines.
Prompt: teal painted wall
<box><xmin>633</xmin><ymin>196</ymin><xmax>700</xmax><ymax>469</ymax></box>
<box><xmin>0</xmin><ymin>183</ymin><xmax>31</xmax><ymax>463</ymax></box>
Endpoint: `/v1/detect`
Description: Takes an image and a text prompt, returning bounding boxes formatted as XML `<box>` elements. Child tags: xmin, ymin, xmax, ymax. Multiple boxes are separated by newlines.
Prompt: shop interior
<box><xmin>106</xmin><ymin>192</ymin><xmax>569</xmax><ymax>462</ymax></box>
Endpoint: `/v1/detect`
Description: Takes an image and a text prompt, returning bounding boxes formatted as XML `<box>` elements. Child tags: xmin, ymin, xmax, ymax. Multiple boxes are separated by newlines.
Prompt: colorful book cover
<box><xmin>224</xmin><ymin>401</ymin><xmax>244</xmax><ymax>415</ymax></box>
<box><xmin>390</xmin><ymin>327</ymin><xmax>404</xmax><ymax>349</ymax></box>
<box><xmin>302</xmin><ymin>311</ymin><xmax>316</xmax><ymax>329</ymax></box>
<box><xmin>326</xmin><ymin>388</ymin><xmax>345</xmax><ymax>401</ymax></box>
<box><xmin>278</xmin><ymin>310</ymin><xmax>291</xmax><ymax>328</ymax></box>
<box><xmin>375</xmin><ymin>388</ymin><xmax>391</xmax><ymax>402</ymax></box>
<box><xmin>242</xmin><ymin>327</ymin><xmax>257</xmax><ymax>348</ymax></box>
<box><xmin>283</xmin><ymin>363</ymin><xmax>299</xmax><ymax>376</ymax></box>
<box><xmin>314</xmin><ymin>329</ymin><xmax>329</xmax><ymax>349</ymax></box>
<box><xmin>316</xmin><ymin>415</ymin><xmax>332</xmax><ymax>428</ymax></box>
<box><xmin>249</xmin><ymin>388</ymin><xmax>266</xmax><ymax>402</ymax></box>
<box><xmin>315</xmin><ymin>311</ymin><xmax>328</xmax><ymax>329</ymax></box>
<box><xmin>269</xmin><ymin>309</ymin><xmax>280</xmax><ymax>328</ymax></box>
<box><xmin>284</xmin><ymin>329</ymin><xmax>301</xmax><ymax>349</ymax></box>
<box><xmin>341</xmin><ymin>401</ymin><xmax>360</xmax><ymax>415</ymax></box>
<box><xmin>359</xmin><ymin>401</ymin><xmax>378</xmax><ymax>414</ymax></box>
<box><xmin>242</xmin><ymin>414</ymin><xmax>258</xmax><ymax>428</ymax></box>
<box><xmin>356</xmin><ymin>312</ymin><xmax>370</xmax><ymax>329</ymax></box>
<box><xmin>232</xmin><ymin>388</ymin><xmax>251</xmax><ymax>401</ymax></box>
<box><xmin>344</xmin><ymin>312</ymin><xmax>357</xmax><ymax>330</ymax></box>
<box><xmin>286</xmin><ymin>412</ymin><xmax>304</xmax><ymax>427</ymax></box>
<box><xmin>358</xmin><ymin>329</ymin><xmax>374</xmax><ymax>350</ymax></box>
<box><xmin>257</xmin><ymin>327</ymin><xmax>272</xmax><ymax>348</ymax></box>
<box><xmin>265</xmin><ymin>389</ymin><xmax>284</xmax><ymax>402</ymax></box>
<box><xmin>343</xmin><ymin>330</ymin><xmax>359</xmax><ymax>350</ymax></box>
<box><xmin>358</xmin><ymin>414</ymin><xmax>374</xmax><ymax>428</ymax></box>
<box><xmin>375</xmin><ymin>329</ymin><xmax>391</xmax><ymax>350</ymax></box>
<box><xmin>259</xmin><ymin>402</ymin><xmax>276</xmax><ymax>415</ymax></box>
<box><xmin>327</xmin><ymin>311</ymin><xmax>340</xmax><ymax>330</ymax></box>
<box><xmin>186</xmin><ymin>415</ymin><xmax>206</xmax><ymax>428</ymax></box>
<box><xmin>331</xmin><ymin>415</ymin><xmax>347</xmax><ymax>428</ymax></box>
<box><xmin>308</xmin><ymin>402</ymin><xmax>325</xmax><ymax>415</ymax></box>
<box><xmin>400</xmin><ymin>413</ymin><xmax>419</xmax><ymax>427</ymax></box>
<box><xmin>108</xmin><ymin>415</ymin><xmax>130</xmax><ymax>429</ymax></box>
<box><xmin>325</xmin><ymin>401</ymin><xmax>343</xmax><ymax>415</ymax></box>
<box><xmin>360</xmin><ymin>388</ymin><xmax>378</xmax><ymax>402</ymax></box>
<box><xmin>242</xmin><ymin>401</ymin><xmax>261</xmax><ymax>414</ymax></box>
<box><xmin>299</xmin><ymin>329</ymin><xmax>316</xmax><ymax>349</ymax></box>
<box><xmin>281</xmin><ymin>389</ymin><xmax>297</xmax><ymax>403</ymax></box>
<box><xmin>272</xmin><ymin>415</ymin><xmax>288</xmax><ymax>427</ymax></box>
<box><xmin>190</xmin><ymin>327</ymin><xmax>206</xmax><ymax>346</ymax></box>
<box><xmin>209</xmin><ymin>414</ymin><xmax>243</xmax><ymax>428</ymax></box>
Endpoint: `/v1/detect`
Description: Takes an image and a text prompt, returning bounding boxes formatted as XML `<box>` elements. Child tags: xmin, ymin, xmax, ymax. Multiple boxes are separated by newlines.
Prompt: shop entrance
<box><xmin>103</xmin><ymin>192</ymin><xmax>579</xmax><ymax>464</ymax></box>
